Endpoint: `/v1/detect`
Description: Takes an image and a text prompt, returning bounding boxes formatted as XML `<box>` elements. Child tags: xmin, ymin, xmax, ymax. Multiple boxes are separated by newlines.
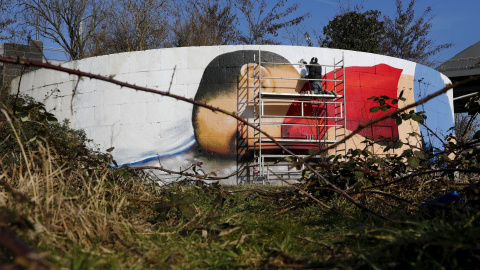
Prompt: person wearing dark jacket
<box><xmin>307</xmin><ymin>57</ymin><xmax>333</xmax><ymax>95</ymax></box>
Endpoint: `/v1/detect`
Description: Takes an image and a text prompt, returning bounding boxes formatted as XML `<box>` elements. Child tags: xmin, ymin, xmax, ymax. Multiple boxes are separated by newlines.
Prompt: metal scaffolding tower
<box><xmin>250</xmin><ymin>50</ymin><xmax>346</xmax><ymax>184</ymax></box>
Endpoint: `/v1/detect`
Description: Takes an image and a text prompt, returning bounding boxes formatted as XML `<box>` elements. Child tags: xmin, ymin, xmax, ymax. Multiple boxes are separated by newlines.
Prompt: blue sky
<box><xmin>294</xmin><ymin>0</ymin><xmax>480</xmax><ymax>64</ymax></box>
<box><xmin>40</xmin><ymin>0</ymin><xmax>479</xmax><ymax>64</ymax></box>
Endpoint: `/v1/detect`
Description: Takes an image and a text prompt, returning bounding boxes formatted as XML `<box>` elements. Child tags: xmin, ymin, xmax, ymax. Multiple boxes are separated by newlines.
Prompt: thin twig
<box><xmin>294</xmin><ymin>236</ymin><xmax>333</xmax><ymax>249</ymax></box>
<box><xmin>420</xmin><ymin>122</ymin><xmax>446</xmax><ymax>148</ymax></box>
<box><xmin>349</xmin><ymin>190</ymin><xmax>413</xmax><ymax>204</ymax></box>
<box><xmin>267</xmin><ymin>168</ymin><xmax>333</xmax><ymax>212</ymax></box>
<box><xmin>130</xmin><ymin>165</ymin><xmax>237</xmax><ymax>181</ymax></box>
<box><xmin>168</xmin><ymin>65</ymin><xmax>176</xmax><ymax>94</ymax></box>
<box><xmin>363</xmin><ymin>168</ymin><xmax>480</xmax><ymax>190</ymax></box>
<box><xmin>13</xmin><ymin>65</ymin><xmax>27</xmax><ymax>115</ymax></box>
<box><xmin>70</xmin><ymin>77</ymin><xmax>81</xmax><ymax>115</ymax></box>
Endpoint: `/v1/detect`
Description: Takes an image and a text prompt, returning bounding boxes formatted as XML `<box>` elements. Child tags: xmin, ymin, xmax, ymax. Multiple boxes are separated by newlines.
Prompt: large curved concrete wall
<box><xmin>11</xmin><ymin>45</ymin><xmax>454</xmax><ymax>183</ymax></box>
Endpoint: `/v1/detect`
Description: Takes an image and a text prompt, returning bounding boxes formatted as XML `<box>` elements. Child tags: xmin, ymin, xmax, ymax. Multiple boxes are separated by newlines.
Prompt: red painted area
<box><xmin>282</xmin><ymin>64</ymin><xmax>403</xmax><ymax>146</ymax></box>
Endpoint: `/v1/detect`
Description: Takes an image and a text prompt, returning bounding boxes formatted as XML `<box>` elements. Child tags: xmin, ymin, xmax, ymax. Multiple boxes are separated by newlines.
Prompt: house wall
<box><xmin>10</xmin><ymin>45</ymin><xmax>455</xmax><ymax>184</ymax></box>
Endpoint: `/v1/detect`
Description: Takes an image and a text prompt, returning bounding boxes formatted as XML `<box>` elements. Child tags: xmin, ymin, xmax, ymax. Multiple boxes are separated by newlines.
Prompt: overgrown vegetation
<box><xmin>2</xmin><ymin>74</ymin><xmax>480</xmax><ymax>268</ymax></box>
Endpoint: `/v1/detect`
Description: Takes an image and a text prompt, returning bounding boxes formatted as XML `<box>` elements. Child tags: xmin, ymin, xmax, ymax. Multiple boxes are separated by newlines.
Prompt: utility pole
<box><xmin>36</xmin><ymin>5</ymin><xmax>39</xmax><ymax>40</ymax></box>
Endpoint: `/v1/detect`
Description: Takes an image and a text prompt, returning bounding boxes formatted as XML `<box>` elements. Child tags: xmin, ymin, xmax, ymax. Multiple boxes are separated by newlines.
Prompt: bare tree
<box><xmin>17</xmin><ymin>0</ymin><xmax>107</xmax><ymax>60</ymax></box>
<box><xmin>235</xmin><ymin>0</ymin><xmax>309</xmax><ymax>45</ymax></box>
<box><xmin>88</xmin><ymin>0</ymin><xmax>170</xmax><ymax>56</ymax></box>
<box><xmin>380</xmin><ymin>0</ymin><xmax>452</xmax><ymax>66</ymax></box>
<box><xmin>172</xmin><ymin>0</ymin><xmax>238</xmax><ymax>47</ymax></box>
<box><xmin>455</xmin><ymin>113</ymin><xmax>480</xmax><ymax>143</ymax></box>
<box><xmin>336</xmin><ymin>0</ymin><xmax>364</xmax><ymax>14</ymax></box>
<box><xmin>0</xmin><ymin>0</ymin><xmax>17</xmax><ymax>41</ymax></box>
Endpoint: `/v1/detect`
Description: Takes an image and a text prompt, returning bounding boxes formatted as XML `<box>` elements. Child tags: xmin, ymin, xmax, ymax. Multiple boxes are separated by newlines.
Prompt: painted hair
<box><xmin>193</xmin><ymin>50</ymin><xmax>290</xmax><ymax>103</ymax></box>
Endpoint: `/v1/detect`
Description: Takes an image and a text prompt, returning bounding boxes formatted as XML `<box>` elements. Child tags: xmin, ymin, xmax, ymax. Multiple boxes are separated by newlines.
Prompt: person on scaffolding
<box><xmin>307</xmin><ymin>57</ymin><xmax>334</xmax><ymax>95</ymax></box>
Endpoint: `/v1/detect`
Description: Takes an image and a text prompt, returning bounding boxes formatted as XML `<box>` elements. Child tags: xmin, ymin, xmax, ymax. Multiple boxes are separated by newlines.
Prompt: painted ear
<box><xmin>240</xmin><ymin>63</ymin><xmax>274</xmax><ymax>89</ymax></box>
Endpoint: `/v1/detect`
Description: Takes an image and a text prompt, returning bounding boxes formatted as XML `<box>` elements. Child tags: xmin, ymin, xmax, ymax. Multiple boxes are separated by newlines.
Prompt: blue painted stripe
<box><xmin>414</xmin><ymin>64</ymin><xmax>454</xmax><ymax>150</ymax></box>
<box><xmin>113</xmin><ymin>136</ymin><xmax>197</xmax><ymax>167</ymax></box>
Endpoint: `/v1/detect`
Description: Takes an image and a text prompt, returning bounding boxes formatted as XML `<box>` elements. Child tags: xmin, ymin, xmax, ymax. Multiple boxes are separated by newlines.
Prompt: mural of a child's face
<box><xmin>192</xmin><ymin>50</ymin><xmax>421</xmax><ymax>158</ymax></box>
<box><xmin>193</xmin><ymin>53</ymin><xmax>303</xmax><ymax>155</ymax></box>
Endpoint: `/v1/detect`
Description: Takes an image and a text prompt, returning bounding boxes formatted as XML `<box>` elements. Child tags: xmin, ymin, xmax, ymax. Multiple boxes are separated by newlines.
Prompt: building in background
<box><xmin>436</xmin><ymin>41</ymin><xmax>480</xmax><ymax>113</ymax></box>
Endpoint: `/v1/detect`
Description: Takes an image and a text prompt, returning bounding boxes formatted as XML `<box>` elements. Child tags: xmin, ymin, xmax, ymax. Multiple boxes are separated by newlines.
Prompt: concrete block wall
<box><xmin>1</xmin><ymin>40</ymin><xmax>43</xmax><ymax>89</ymax></box>
<box><xmin>10</xmin><ymin>45</ymin><xmax>455</xmax><ymax>184</ymax></box>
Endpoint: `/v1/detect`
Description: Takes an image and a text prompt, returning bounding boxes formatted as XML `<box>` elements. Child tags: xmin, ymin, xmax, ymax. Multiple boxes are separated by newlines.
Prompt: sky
<box><xmin>293</xmin><ymin>0</ymin><xmax>480</xmax><ymax>65</ymax></box>
<box><xmin>39</xmin><ymin>0</ymin><xmax>480</xmax><ymax>65</ymax></box>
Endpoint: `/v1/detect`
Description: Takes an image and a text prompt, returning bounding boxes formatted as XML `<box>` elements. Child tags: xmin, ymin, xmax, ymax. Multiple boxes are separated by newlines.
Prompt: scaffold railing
<box><xmin>249</xmin><ymin>50</ymin><xmax>347</xmax><ymax>184</ymax></box>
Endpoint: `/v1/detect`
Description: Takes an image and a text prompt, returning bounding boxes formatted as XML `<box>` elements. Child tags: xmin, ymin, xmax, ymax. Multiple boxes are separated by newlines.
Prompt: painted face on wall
<box><xmin>192</xmin><ymin>51</ymin><xmax>303</xmax><ymax>155</ymax></box>
<box><xmin>192</xmin><ymin>50</ymin><xmax>414</xmax><ymax>157</ymax></box>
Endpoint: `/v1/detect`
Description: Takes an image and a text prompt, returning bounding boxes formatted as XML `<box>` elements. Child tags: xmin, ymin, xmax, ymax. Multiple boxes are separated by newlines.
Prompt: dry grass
<box><xmin>0</xmin><ymin>114</ymin><xmax>163</xmax><ymax>268</ymax></box>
